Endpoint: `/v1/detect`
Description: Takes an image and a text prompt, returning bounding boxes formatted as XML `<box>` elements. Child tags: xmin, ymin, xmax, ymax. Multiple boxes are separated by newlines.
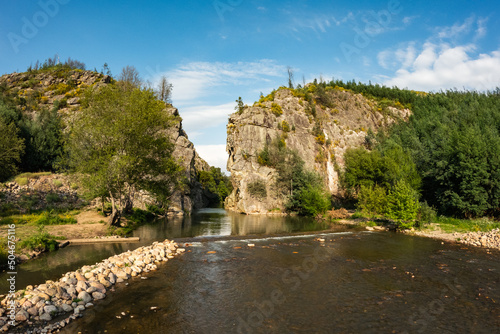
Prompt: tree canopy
<box><xmin>67</xmin><ymin>84</ymin><xmax>182</xmax><ymax>225</ymax></box>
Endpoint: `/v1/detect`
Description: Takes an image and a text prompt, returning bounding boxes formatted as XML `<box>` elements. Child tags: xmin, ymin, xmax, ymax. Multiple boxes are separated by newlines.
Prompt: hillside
<box><xmin>0</xmin><ymin>65</ymin><xmax>220</xmax><ymax>215</ymax></box>
<box><xmin>225</xmin><ymin>83</ymin><xmax>410</xmax><ymax>214</ymax></box>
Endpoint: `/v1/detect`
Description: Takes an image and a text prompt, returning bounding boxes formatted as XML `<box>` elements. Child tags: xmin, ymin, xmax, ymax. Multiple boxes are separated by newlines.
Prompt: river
<box><xmin>2</xmin><ymin>209</ymin><xmax>500</xmax><ymax>333</ymax></box>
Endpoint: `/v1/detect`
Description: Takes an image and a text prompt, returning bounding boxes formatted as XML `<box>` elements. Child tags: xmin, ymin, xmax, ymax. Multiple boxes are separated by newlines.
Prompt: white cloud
<box><xmin>180</xmin><ymin>102</ymin><xmax>234</xmax><ymax>135</ymax></box>
<box><xmin>378</xmin><ymin>42</ymin><xmax>417</xmax><ymax>70</ymax></box>
<box><xmin>384</xmin><ymin>44</ymin><xmax>500</xmax><ymax>91</ymax></box>
<box><xmin>165</xmin><ymin>60</ymin><xmax>285</xmax><ymax>103</ymax></box>
<box><xmin>195</xmin><ymin>144</ymin><xmax>228</xmax><ymax>172</ymax></box>
<box><xmin>379</xmin><ymin>17</ymin><xmax>500</xmax><ymax>92</ymax></box>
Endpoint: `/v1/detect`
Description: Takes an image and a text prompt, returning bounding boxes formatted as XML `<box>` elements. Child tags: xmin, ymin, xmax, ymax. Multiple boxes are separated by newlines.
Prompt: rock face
<box><xmin>163</xmin><ymin>107</ymin><xmax>213</xmax><ymax>214</ymax></box>
<box><xmin>225</xmin><ymin>87</ymin><xmax>410</xmax><ymax>214</ymax></box>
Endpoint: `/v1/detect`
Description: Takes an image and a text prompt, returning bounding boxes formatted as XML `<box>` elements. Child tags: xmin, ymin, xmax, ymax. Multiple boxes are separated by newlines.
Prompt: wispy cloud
<box><xmin>195</xmin><ymin>144</ymin><xmax>228</xmax><ymax>172</ymax></box>
<box><xmin>165</xmin><ymin>60</ymin><xmax>286</xmax><ymax>103</ymax></box>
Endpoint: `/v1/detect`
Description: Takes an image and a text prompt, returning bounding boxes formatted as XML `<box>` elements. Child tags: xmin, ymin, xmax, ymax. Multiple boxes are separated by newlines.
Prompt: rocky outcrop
<box><xmin>225</xmin><ymin>87</ymin><xmax>410</xmax><ymax>214</ymax></box>
<box><xmin>0</xmin><ymin>69</ymin><xmax>215</xmax><ymax>215</ymax></box>
<box><xmin>164</xmin><ymin>107</ymin><xmax>213</xmax><ymax>214</ymax></box>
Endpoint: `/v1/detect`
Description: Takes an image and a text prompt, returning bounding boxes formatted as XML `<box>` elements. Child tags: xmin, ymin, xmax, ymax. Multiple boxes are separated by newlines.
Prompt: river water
<box><xmin>3</xmin><ymin>209</ymin><xmax>500</xmax><ymax>333</ymax></box>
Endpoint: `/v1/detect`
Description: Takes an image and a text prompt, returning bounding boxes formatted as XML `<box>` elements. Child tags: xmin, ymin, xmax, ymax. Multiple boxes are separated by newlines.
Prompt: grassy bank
<box><xmin>331</xmin><ymin>209</ymin><xmax>500</xmax><ymax>234</ymax></box>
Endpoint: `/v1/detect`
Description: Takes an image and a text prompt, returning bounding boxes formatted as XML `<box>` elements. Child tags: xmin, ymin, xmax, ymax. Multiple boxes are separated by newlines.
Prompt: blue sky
<box><xmin>1</xmin><ymin>0</ymin><xmax>499</xmax><ymax>171</ymax></box>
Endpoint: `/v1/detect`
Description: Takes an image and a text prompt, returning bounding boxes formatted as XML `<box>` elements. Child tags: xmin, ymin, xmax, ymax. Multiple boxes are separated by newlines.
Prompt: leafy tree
<box><xmin>258</xmin><ymin>136</ymin><xmax>330</xmax><ymax>215</ymax></box>
<box><xmin>235</xmin><ymin>97</ymin><xmax>244</xmax><ymax>114</ymax></box>
<box><xmin>342</xmin><ymin>146</ymin><xmax>420</xmax><ymax>194</ymax></box>
<box><xmin>0</xmin><ymin>118</ymin><xmax>24</xmax><ymax>181</ymax></box>
<box><xmin>67</xmin><ymin>84</ymin><xmax>182</xmax><ymax>226</ymax></box>
<box><xmin>20</xmin><ymin>107</ymin><xmax>63</xmax><ymax>172</ymax></box>
<box><xmin>357</xmin><ymin>184</ymin><xmax>387</xmax><ymax>216</ymax></box>
<box><xmin>385</xmin><ymin>180</ymin><xmax>420</xmax><ymax>229</ymax></box>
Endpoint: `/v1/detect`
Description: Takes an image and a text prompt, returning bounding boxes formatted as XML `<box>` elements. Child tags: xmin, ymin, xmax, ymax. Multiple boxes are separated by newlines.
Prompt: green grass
<box><xmin>33</xmin><ymin>211</ymin><xmax>77</xmax><ymax>225</ymax></box>
<box><xmin>0</xmin><ymin>210</ymin><xmax>78</xmax><ymax>226</ymax></box>
<box><xmin>11</xmin><ymin>172</ymin><xmax>52</xmax><ymax>184</ymax></box>
<box><xmin>423</xmin><ymin>216</ymin><xmax>500</xmax><ymax>233</ymax></box>
<box><xmin>19</xmin><ymin>227</ymin><xmax>59</xmax><ymax>252</ymax></box>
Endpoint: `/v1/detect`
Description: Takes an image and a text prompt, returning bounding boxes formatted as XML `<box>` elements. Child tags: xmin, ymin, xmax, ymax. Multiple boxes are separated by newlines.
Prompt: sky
<box><xmin>1</xmin><ymin>0</ymin><xmax>499</xmax><ymax>172</ymax></box>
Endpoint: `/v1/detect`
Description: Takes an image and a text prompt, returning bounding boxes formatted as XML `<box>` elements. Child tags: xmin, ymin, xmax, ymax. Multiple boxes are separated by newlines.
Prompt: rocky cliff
<box><xmin>0</xmin><ymin>68</ymin><xmax>213</xmax><ymax>214</ymax></box>
<box><xmin>225</xmin><ymin>85</ymin><xmax>410</xmax><ymax>214</ymax></box>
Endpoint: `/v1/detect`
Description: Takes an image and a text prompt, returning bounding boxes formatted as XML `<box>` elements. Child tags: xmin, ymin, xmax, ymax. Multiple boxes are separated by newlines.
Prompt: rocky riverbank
<box><xmin>0</xmin><ymin>239</ymin><xmax>185</xmax><ymax>333</ymax></box>
<box><xmin>407</xmin><ymin>228</ymin><xmax>500</xmax><ymax>251</ymax></box>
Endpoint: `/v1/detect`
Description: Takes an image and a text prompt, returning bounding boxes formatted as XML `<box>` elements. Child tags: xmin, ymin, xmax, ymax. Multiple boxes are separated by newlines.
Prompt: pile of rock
<box><xmin>458</xmin><ymin>228</ymin><xmax>500</xmax><ymax>249</ymax></box>
<box><xmin>0</xmin><ymin>239</ymin><xmax>185</xmax><ymax>333</ymax></box>
<box><xmin>0</xmin><ymin>174</ymin><xmax>83</xmax><ymax>213</ymax></box>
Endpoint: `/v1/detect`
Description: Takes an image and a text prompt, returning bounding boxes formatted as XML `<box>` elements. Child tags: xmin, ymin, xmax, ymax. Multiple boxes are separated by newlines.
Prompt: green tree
<box><xmin>357</xmin><ymin>184</ymin><xmax>387</xmax><ymax>216</ymax></box>
<box><xmin>20</xmin><ymin>107</ymin><xmax>63</xmax><ymax>172</ymax></box>
<box><xmin>385</xmin><ymin>181</ymin><xmax>420</xmax><ymax>229</ymax></box>
<box><xmin>0</xmin><ymin>118</ymin><xmax>25</xmax><ymax>181</ymax></box>
<box><xmin>67</xmin><ymin>84</ymin><xmax>182</xmax><ymax>226</ymax></box>
<box><xmin>235</xmin><ymin>97</ymin><xmax>244</xmax><ymax>114</ymax></box>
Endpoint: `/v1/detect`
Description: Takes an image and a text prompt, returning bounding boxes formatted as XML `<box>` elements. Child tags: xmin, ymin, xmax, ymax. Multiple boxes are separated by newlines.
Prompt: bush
<box><xmin>358</xmin><ymin>184</ymin><xmax>387</xmax><ymax>216</ymax></box>
<box><xmin>291</xmin><ymin>184</ymin><xmax>330</xmax><ymax>216</ymax></box>
<box><xmin>385</xmin><ymin>181</ymin><xmax>420</xmax><ymax>229</ymax></box>
<box><xmin>271</xmin><ymin>103</ymin><xmax>283</xmax><ymax>116</ymax></box>
<box><xmin>418</xmin><ymin>201</ymin><xmax>436</xmax><ymax>225</ymax></box>
<box><xmin>45</xmin><ymin>192</ymin><xmax>60</xmax><ymax>204</ymax></box>
<box><xmin>34</xmin><ymin>211</ymin><xmax>77</xmax><ymax>225</ymax></box>
<box><xmin>53</xmin><ymin>179</ymin><xmax>63</xmax><ymax>188</ymax></box>
<box><xmin>127</xmin><ymin>208</ymin><xmax>155</xmax><ymax>224</ymax></box>
<box><xmin>247</xmin><ymin>179</ymin><xmax>267</xmax><ymax>199</ymax></box>
<box><xmin>19</xmin><ymin>227</ymin><xmax>59</xmax><ymax>252</ymax></box>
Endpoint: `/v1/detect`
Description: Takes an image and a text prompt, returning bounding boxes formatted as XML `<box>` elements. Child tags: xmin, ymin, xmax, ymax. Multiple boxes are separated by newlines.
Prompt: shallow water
<box><xmin>60</xmin><ymin>231</ymin><xmax>500</xmax><ymax>333</ymax></box>
<box><xmin>2</xmin><ymin>209</ymin><xmax>500</xmax><ymax>333</ymax></box>
<box><xmin>0</xmin><ymin>209</ymin><xmax>333</xmax><ymax>292</ymax></box>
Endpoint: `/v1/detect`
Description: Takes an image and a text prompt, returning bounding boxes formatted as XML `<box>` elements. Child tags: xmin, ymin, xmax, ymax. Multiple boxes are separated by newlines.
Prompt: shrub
<box><xmin>358</xmin><ymin>184</ymin><xmax>387</xmax><ymax>216</ymax></box>
<box><xmin>19</xmin><ymin>227</ymin><xmax>59</xmax><ymax>252</ymax></box>
<box><xmin>271</xmin><ymin>103</ymin><xmax>283</xmax><ymax>116</ymax></box>
<box><xmin>34</xmin><ymin>211</ymin><xmax>77</xmax><ymax>225</ymax></box>
<box><xmin>247</xmin><ymin>179</ymin><xmax>267</xmax><ymax>199</ymax></box>
<box><xmin>45</xmin><ymin>192</ymin><xmax>60</xmax><ymax>204</ymax></box>
<box><xmin>385</xmin><ymin>181</ymin><xmax>420</xmax><ymax>229</ymax></box>
<box><xmin>127</xmin><ymin>208</ymin><xmax>155</xmax><ymax>224</ymax></box>
<box><xmin>281</xmin><ymin>120</ymin><xmax>290</xmax><ymax>132</ymax></box>
<box><xmin>418</xmin><ymin>201</ymin><xmax>437</xmax><ymax>225</ymax></box>
<box><xmin>53</xmin><ymin>179</ymin><xmax>63</xmax><ymax>188</ymax></box>
<box><xmin>291</xmin><ymin>183</ymin><xmax>330</xmax><ymax>216</ymax></box>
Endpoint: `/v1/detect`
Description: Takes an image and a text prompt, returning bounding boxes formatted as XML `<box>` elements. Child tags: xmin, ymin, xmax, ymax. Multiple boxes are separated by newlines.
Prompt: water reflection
<box><xmin>133</xmin><ymin>208</ymin><xmax>332</xmax><ymax>240</ymax></box>
<box><xmin>1</xmin><ymin>209</ymin><xmax>331</xmax><ymax>293</ymax></box>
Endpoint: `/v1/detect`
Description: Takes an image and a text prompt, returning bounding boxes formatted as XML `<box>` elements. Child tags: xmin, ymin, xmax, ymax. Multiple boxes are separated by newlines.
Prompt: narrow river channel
<box><xmin>3</xmin><ymin>209</ymin><xmax>500</xmax><ymax>333</ymax></box>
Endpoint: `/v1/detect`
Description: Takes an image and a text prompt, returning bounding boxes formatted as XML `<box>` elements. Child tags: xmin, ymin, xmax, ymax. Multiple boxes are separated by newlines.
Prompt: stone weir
<box><xmin>0</xmin><ymin>240</ymin><xmax>185</xmax><ymax>333</ymax></box>
<box><xmin>225</xmin><ymin>87</ymin><xmax>410</xmax><ymax>214</ymax></box>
